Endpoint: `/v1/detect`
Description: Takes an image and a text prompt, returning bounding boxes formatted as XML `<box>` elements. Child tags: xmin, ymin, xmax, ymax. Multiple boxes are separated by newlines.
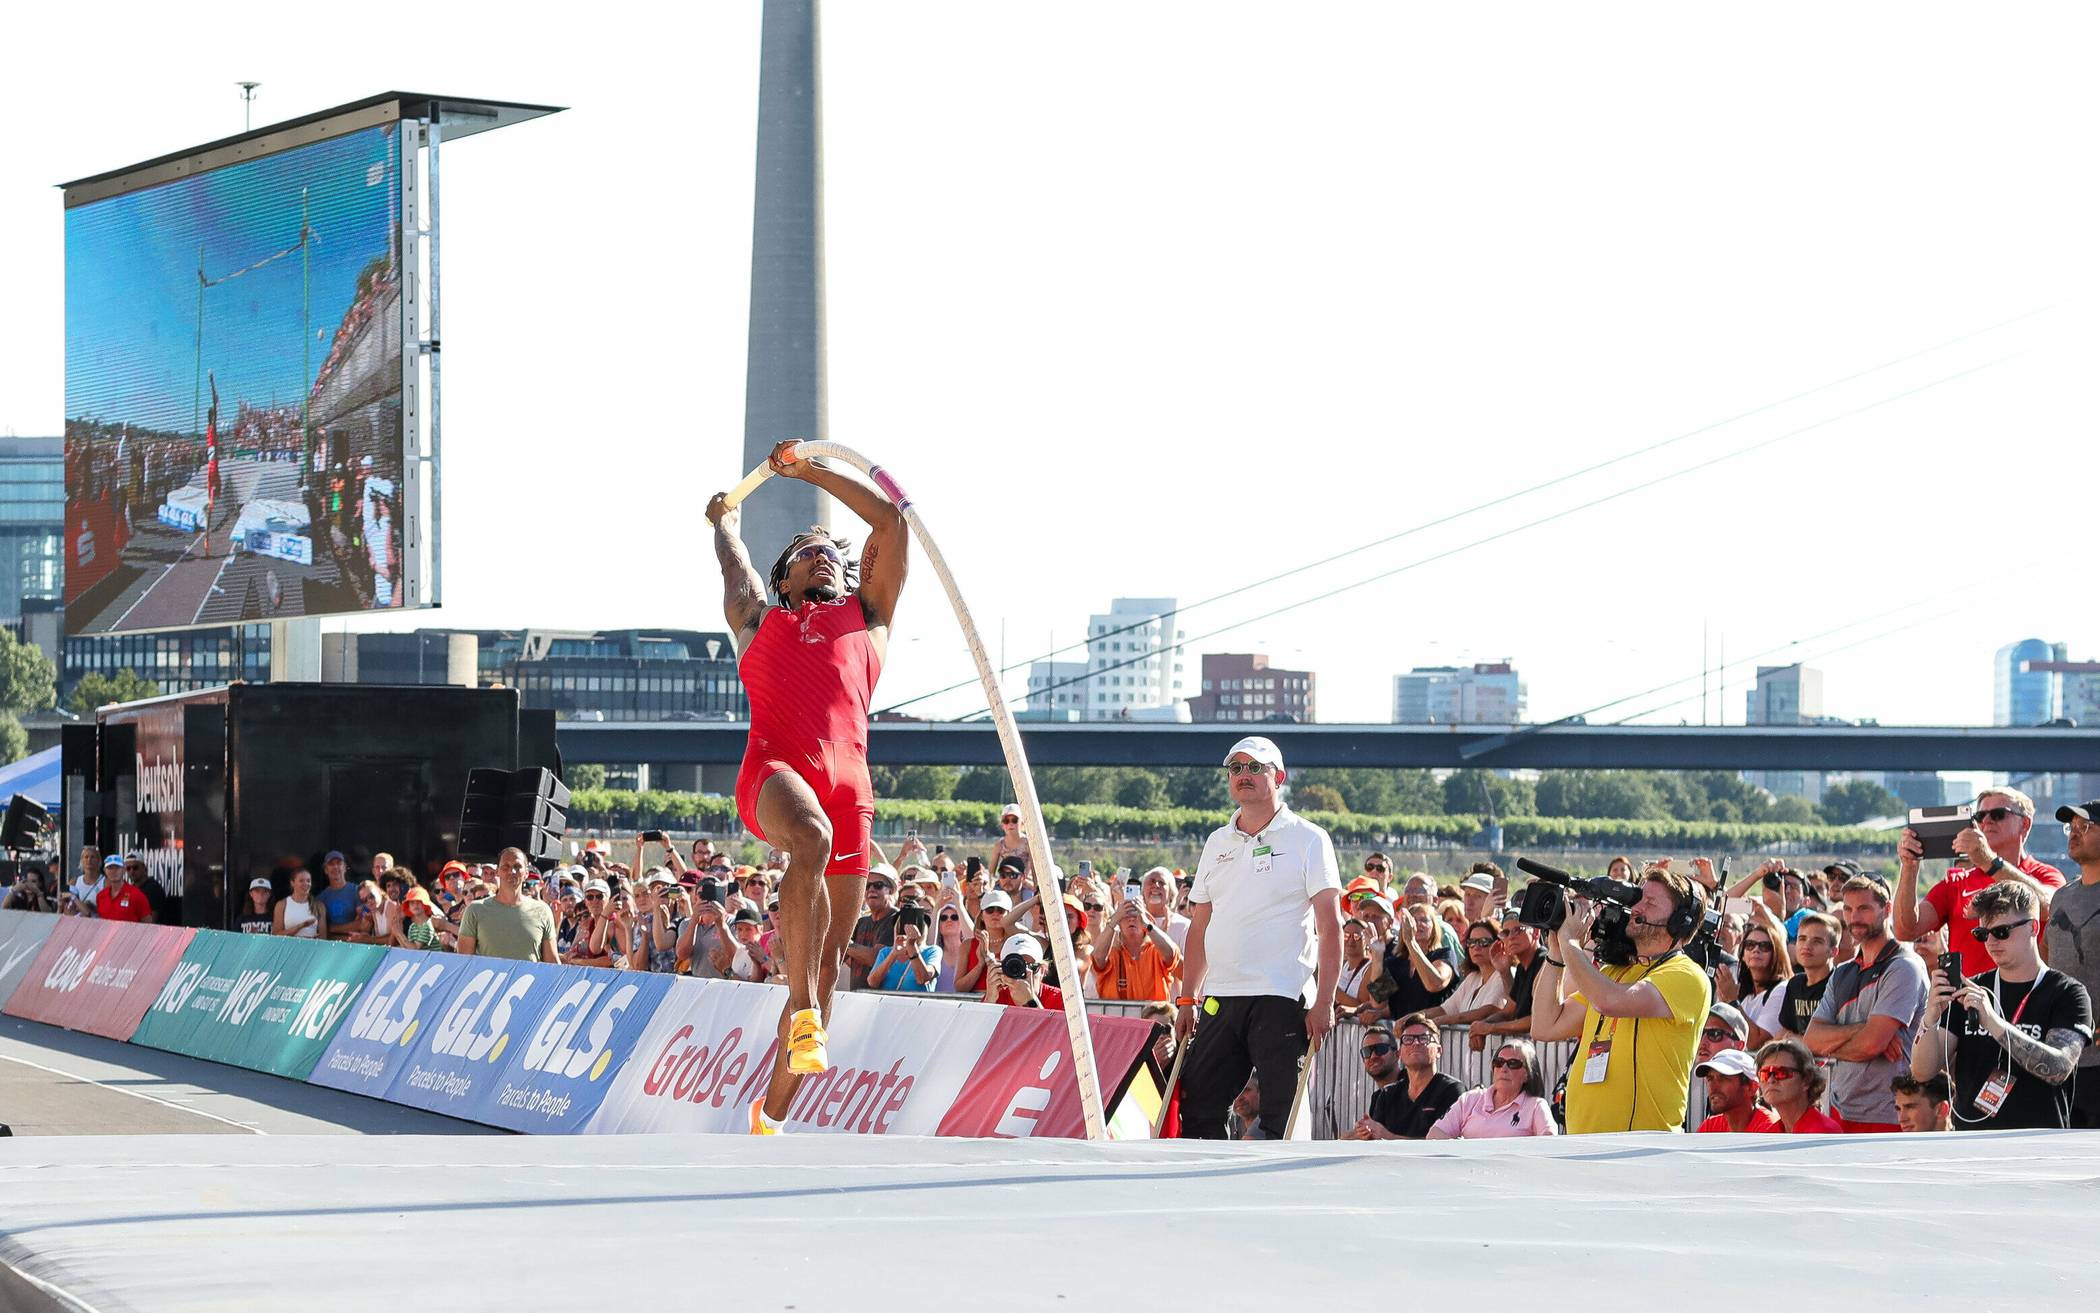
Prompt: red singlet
<box><xmin>734</xmin><ymin>595</ymin><xmax>883</xmax><ymax>876</ymax></box>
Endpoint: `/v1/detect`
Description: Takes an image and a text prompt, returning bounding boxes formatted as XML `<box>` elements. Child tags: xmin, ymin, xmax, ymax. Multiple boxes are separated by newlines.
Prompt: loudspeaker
<box><xmin>456</xmin><ymin>767</ymin><xmax>571</xmax><ymax>864</ymax></box>
<box><xmin>0</xmin><ymin>795</ymin><xmax>52</xmax><ymax>852</ymax></box>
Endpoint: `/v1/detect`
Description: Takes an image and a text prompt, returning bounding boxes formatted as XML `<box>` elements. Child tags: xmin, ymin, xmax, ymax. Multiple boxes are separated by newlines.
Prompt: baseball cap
<box><xmin>645</xmin><ymin>868</ymin><xmax>677</xmax><ymax>888</ymax></box>
<box><xmin>869</xmin><ymin>862</ymin><xmax>899</xmax><ymax>882</ymax></box>
<box><xmin>731</xmin><ymin>906</ymin><xmax>761</xmax><ymax>925</ymax></box>
<box><xmin>582</xmin><ymin>839</ymin><xmax>605</xmax><ymax>853</ymax></box>
<box><xmin>1343</xmin><ymin>876</ymin><xmax>1385</xmax><ymax>901</ymax></box>
<box><xmin>325</xmin><ymin>850</ymin><xmax>346</xmax><ymax>863</ymax></box>
<box><xmin>1696</xmin><ymin>1048</ymin><xmax>1758</xmax><ymax>1080</ymax></box>
<box><xmin>1222</xmin><ymin>735</ymin><xmax>1284</xmax><ymax>770</ymax></box>
<box><xmin>1358</xmin><ymin>895</ymin><xmax>1395</xmax><ymax>919</ymax></box>
<box><xmin>1821</xmin><ymin>860</ymin><xmax>1862</xmax><ymax>881</ymax></box>
<box><xmin>582</xmin><ymin>879</ymin><xmax>611</xmax><ymax>896</ymax></box>
<box><xmin>1460</xmin><ymin>873</ymin><xmax>1496</xmax><ymax>894</ymax></box>
<box><xmin>1000</xmin><ymin>933</ymin><xmax>1043</xmax><ymax>962</ymax></box>
<box><xmin>2056</xmin><ymin>800</ymin><xmax>2100</xmax><ymax>825</ymax></box>
<box><xmin>247</xmin><ymin>877</ymin><xmax>273</xmax><ymax>891</ymax></box>
<box><xmin>1000</xmin><ymin>804</ymin><xmax>1022</xmax><ymax>820</ymax></box>
<box><xmin>102</xmin><ymin>855</ymin><xmax>124</xmax><ymax>870</ymax></box>
<box><xmin>980</xmin><ymin>890</ymin><xmax>1013</xmax><ymax>911</ymax></box>
<box><xmin>995</xmin><ymin>855</ymin><xmax>1026</xmax><ymax>875</ymax></box>
<box><xmin>1707</xmin><ymin>1002</ymin><xmax>1749</xmax><ymax>1043</ymax></box>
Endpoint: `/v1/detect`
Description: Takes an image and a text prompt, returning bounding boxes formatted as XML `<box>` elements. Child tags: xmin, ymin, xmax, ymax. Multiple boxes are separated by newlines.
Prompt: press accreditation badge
<box><xmin>1971</xmin><ymin>1072</ymin><xmax>2011</xmax><ymax>1117</ymax></box>
<box><xmin>1582</xmin><ymin>1037</ymin><xmax>1612</xmax><ymax>1084</ymax></box>
<box><xmin>1252</xmin><ymin>845</ymin><xmax>1274</xmax><ymax>875</ymax></box>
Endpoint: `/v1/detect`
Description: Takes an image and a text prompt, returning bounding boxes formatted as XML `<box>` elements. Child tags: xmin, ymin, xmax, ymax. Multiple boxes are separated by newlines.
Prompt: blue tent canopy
<box><xmin>0</xmin><ymin>745</ymin><xmax>62</xmax><ymax>811</ymax></box>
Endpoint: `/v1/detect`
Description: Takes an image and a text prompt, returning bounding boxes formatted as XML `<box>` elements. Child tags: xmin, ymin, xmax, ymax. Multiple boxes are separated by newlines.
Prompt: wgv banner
<box><xmin>587</xmin><ymin>981</ymin><xmax>1157</xmax><ymax>1138</ymax></box>
<box><xmin>3</xmin><ymin>915</ymin><xmax>194</xmax><ymax>1040</ymax></box>
<box><xmin>131</xmin><ymin>930</ymin><xmax>384</xmax><ymax>1079</ymax></box>
<box><xmin>0</xmin><ymin>910</ymin><xmax>60</xmax><ymax>1011</ymax></box>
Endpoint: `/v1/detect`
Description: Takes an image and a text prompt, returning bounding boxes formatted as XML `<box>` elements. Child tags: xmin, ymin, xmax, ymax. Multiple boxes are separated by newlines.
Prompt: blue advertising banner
<box><xmin>384</xmin><ymin>959</ymin><xmax>570</xmax><ymax>1120</ymax></box>
<box><xmin>308</xmin><ymin>949</ymin><xmax>478</xmax><ymax>1099</ymax></box>
<box><xmin>476</xmin><ymin>967</ymin><xmax>674</xmax><ymax>1134</ymax></box>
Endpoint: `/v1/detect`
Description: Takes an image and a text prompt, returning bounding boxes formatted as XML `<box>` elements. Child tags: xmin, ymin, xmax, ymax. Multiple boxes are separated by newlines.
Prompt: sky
<box><xmin>67</xmin><ymin>123</ymin><xmax>397</xmax><ymax>433</ymax></box>
<box><xmin>2</xmin><ymin>2</ymin><xmax>2096</xmax><ymax>730</ymax></box>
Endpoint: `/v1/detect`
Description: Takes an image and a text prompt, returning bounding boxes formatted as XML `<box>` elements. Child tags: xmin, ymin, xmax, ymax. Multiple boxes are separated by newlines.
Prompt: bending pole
<box><xmin>728</xmin><ymin>441</ymin><xmax>1109</xmax><ymax>1140</ymax></box>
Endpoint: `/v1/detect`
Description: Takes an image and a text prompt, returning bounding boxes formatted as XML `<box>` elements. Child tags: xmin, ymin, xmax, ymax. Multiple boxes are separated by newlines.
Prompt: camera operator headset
<box><xmin>1525</xmin><ymin>858</ymin><xmax>1715</xmax><ymax>1134</ymax></box>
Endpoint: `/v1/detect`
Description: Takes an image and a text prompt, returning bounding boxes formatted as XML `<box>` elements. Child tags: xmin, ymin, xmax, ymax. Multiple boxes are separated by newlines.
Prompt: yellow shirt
<box><xmin>1563</xmin><ymin>952</ymin><xmax>1710</xmax><ymax>1135</ymax></box>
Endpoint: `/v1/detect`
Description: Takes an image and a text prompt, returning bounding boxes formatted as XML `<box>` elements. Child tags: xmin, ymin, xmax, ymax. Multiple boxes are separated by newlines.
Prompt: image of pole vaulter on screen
<box><xmin>65</xmin><ymin>122</ymin><xmax>408</xmax><ymax>634</ymax></box>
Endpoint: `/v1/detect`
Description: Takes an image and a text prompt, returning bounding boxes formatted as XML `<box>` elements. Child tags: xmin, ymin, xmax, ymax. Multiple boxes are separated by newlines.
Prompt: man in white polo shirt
<box><xmin>1175</xmin><ymin>735</ymin><xmax>1343</xmax><ymax>1139</ymax></box>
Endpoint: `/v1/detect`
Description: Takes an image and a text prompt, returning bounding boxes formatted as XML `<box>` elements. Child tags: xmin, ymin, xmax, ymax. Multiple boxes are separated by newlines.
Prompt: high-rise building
<box><xmin>1026</xmin><ymin>598</ymin><xmax>1188</xmax><ymax>721</ymax></box>
<box><xmin>1994</xmin><ymin>638</ymin><xmax>2064</xmax><ymax>726</ymax></box>
<box><xmin>0</xmin><ymin>437</ymin><xmax>63</xmax><ymax>626</ymax></box>
<box><xmin>1187</xmin><ymin>653</ymin><xmax>1316</xmax><ymax>723</ymax></box>
<box><xmin>324</xmin><ymin>627</ymin><xmax>746</xmax><ymax>722</ymax></box>
<box><xmin>2029</xmin><ymin>659</ymin><xmax>2099</xmax><ymax>725</ymax></box>
<box><xmin>1746</xmin><ymin>665</ymin><xmax>1824</xmax><ymax>725</ymax></box>
<box><xmin>1392</xmin><ymin>661</ymin><xmax>1525</xmax><ymax>724</ymax></box>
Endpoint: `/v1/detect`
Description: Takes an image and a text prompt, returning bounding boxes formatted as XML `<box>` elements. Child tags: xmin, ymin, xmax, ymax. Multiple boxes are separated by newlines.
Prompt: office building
<box><xmin>1187</xmin><ymin>653</ymin><xmax>1316</xmax><ymax>723</ymax></box>
<box><xmin>0</xmin><ymin>437</ymin><xmax>62</xmax><ymax>625</ymax></box>
<box><xmin>1028</xmin><ymin>598</ymin><xmax>1188</xmax><ymax>722</ymax></box>
<box><xmin>1392</xmin><ymin>661</ymin><xmax>1526</xmax><ymax>725</ymax></box>
<box><xmin>1995</xmin><ymin>639</ymin><xmax>2065</xmax><ymax>727</ymax></box>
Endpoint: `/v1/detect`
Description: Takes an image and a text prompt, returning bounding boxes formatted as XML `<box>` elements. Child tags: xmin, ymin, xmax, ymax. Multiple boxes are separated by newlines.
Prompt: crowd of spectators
<box><xmin>27</xmin><ymin>780</ymin><xmax>2097</xmax><ymax>1138</ymax></box>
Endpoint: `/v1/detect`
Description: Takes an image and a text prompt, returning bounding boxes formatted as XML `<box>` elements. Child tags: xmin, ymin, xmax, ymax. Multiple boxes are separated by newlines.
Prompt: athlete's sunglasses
<box><xmin>788</xmin><ymin>542</ymin><xmax>841</xmax><ymax>566</ymax></box>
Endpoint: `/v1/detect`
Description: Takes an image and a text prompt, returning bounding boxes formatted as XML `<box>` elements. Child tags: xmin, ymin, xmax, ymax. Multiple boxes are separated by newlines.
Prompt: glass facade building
<box><xmin>0</xmin><ymin>437</ymin><xmax>63</xmax><ymax>624</ymax></box>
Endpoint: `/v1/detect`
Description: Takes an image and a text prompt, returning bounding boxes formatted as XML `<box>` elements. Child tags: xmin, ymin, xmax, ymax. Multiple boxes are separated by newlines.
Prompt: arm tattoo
<box><xmin>2002</xmin><ymin>1025</ymin><xmax>2086</xmax><ymax>1085</ymax></box>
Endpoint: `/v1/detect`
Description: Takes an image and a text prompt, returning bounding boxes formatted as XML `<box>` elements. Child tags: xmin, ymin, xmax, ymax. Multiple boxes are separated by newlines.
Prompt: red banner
<box><xmin>4</xmin><ymin>916</ymin><xmax>196</xmax><ymax>1041</ymax></box>
<box><xmin>936</xmin><ymin>1009</ymin><xmax>1157</xmax><ymax>1139</ymax></box>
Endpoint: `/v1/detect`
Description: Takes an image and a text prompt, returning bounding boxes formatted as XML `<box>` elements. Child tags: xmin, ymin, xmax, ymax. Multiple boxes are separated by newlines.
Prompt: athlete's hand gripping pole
<box><xmin>737</xmin><ymin>439</ymin><xmax>1110</xmax><ymax>1140</ymax></box>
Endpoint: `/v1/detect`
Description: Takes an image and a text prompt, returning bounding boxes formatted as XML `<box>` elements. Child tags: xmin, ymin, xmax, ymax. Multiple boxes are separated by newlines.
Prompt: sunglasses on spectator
<box><xmin>1743</xmin><ymin>940</ymin><xmax>1773</xmax><ymax>953</ymax></box>
<box><xmin>1224</xmin><ymin>761</ymin><xmax>1270</xmax><ymax>776</ymax></box>
<box><xmin>1758</xmin><ymin>1066</ymin><xmax>1801</xmax><ymax>1082</ymax></box>
<box><xmin>585</xmin><ymin>893</ymin><xmax>604</xmax><ymax>901</ymax></box>
<box><xmin>939</xmin><ymin>912</ymin><xmax>960</xmax><ymax>922</ymax></box>
<box><xmin>1359</xmin><ymin>1043</ymin><xmax>1396</xmax><ymax>1058</ymax></box>
<box><xmin>1971</xmin><ymin>920</ymin><xmax>2033</xmax><ymax>943</ymax></box>
<box><xmin>1083</xmin><ymin>902</ymin><xmax>1103</xmax><ymax>912</ymax></box>
<box><xmin>1364</xmin><ymin>862</ymin><xmax>1389</xmax><ymax>873</ymax></box>
<box><xmin>1490</xmin><ymin>1058</ymin><xmax>1528</xmax><ymax>1071</ymax></box>
<box><xmin>1972</xmin><ymin>806</ymin><xmax>2023</xmax><ymax>824</ymax></box>
<box><xmin>1700</xmin><ymin>1027</ymin><xmax>1735</xmax><ymax>1042</ymax></box>
<box><xmin>1397</xmin><ymin>1033</ymin><xmax>1437</xmax><ymax>1047</ymax></box>
<box><xmin>1465</xmin><ymin>937</ymin><xmax>1495</xmax><ymax>948</ymax></box>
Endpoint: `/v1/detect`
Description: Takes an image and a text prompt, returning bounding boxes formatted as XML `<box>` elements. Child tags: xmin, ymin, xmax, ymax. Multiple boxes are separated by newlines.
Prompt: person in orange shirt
<box><xmin>1091</xmin><ymin>897</ymin><xmax>1181</xmax><ymax>1001</ymax></box>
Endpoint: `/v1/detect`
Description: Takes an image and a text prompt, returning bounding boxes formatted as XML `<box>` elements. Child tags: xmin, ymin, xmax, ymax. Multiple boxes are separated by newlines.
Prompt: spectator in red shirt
<box><xmin>1895</xmin><ymin>787</ymin><xmax>2064</xmax><ymax>976</ymax></box>
<box><xmin>982</xmin><ymin>933</ymin><xmax>1063</xmax><ymax>1010</ymax></box>
<box><xmin>1755</xmin><ymin>1037</ymin><xmax>1843</xmax><ymax>1133</ymax></box>
<box><xmin>96</xmin><ymin>856</ymin><xmax>155</xmax><ymax>923</ymax></box>
<box><xmin>1695</xmin><ymin>1049</ymin><xmax>1781</xmax><ymax>1132</ymax></box>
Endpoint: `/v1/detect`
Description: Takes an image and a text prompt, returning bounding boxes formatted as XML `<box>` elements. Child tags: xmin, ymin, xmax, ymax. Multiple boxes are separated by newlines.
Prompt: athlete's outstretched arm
<box><xmin>706</xmin><ymin>493</ymin><xmax>768</xmax><ymax>650</ymax></box>
<box><xmin>769</xmin><ymin>440</ymin><xmax>908</xmax><ymax>629</ymax></box>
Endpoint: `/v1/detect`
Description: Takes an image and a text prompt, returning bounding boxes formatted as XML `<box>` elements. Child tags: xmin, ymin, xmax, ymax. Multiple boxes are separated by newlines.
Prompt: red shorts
<box><xmin>734</xmin><ymin>737</ymin><xmax>874</xmax><ymax>878</ymax></box>
<box><xmin>1836</xmin><ymin>1117</ymin><xmax>1900</xmax><ymax>1134</ymax></box>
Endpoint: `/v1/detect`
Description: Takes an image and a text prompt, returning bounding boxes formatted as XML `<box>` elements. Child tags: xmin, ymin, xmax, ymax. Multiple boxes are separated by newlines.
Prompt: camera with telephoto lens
<box><xmin>1515</xmin><ymin>857</ymin><xmax>1643</xmax><ymax>966</ymax></box>
<box><xmin>1000</xmin><ymin>953</ymin><xmax>1033</xmax><ymax>980</ymax></box>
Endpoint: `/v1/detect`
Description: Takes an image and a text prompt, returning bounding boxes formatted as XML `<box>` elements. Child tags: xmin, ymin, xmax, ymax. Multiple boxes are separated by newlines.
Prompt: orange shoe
<box><xmin>787</xmin><ymin>1007</ymin><xmax>829</xmax><ymax>1075</ymax></box>
<box><xmin>749</xmin><ymin>1100</ymin><xmax>782</xmax><ymax>1135</ymax></box>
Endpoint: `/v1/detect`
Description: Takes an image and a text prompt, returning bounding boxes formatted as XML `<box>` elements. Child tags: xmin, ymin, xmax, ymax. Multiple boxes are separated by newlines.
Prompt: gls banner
<box><xmin>385</xmin><ymin>960</ymin><xmax>571</xmax><ymax>1120</ymax></box>
<box><xmin>477</xmin><ymin>966</ymin><xmax>673</xmax><ymax>1133</ymax></box>
<box><xmin>3</xmin><ymin>916</ymin><xmax>195</xmax><ymax>1040</ymax></box>
<box><xmin>309</xmin><ymin>949</ymin><xmax>477</xmax><ymax>1099</ymax></box>
<box><xmin>131</xmin><ymin>931</ymin><xmax>385</xmax><ymax>1079</ymax></box>
<box><xmin>0</xmin><ymin>911</ymin><xmax>60</xmax><ymax>1012</ymax></box>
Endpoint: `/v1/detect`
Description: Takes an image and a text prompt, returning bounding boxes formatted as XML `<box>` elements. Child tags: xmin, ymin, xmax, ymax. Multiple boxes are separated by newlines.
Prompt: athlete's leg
<box><xmin>755</xmin><ymin>770</ymin><xmax>833</xmax><ymax>1123</ymax></box>
<box><xmin>815</xmin><ymin>872</ymin><xmax>867</xmax><ymax>1025</ymax></box>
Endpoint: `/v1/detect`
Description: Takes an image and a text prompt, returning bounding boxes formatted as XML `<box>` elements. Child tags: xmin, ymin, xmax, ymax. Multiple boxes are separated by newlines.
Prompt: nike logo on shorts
<box><xmin>833</xmin><ymin>850</ymin><xmax>862</xmax><ymax>863</ymax></box>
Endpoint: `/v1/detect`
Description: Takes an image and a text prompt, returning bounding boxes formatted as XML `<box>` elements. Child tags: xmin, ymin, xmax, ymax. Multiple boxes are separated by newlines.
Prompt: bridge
<box><xmin>557</xmin><ymin>721</ymin><xmax>2100</xmax><ymax>773</ymax></box>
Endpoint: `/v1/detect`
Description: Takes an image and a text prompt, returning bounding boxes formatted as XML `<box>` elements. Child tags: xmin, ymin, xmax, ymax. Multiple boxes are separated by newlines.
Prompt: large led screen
<box><xmin>66</xmin><ymin>123</ymin><xmax>411</xmax><ymax>634</ymax></box>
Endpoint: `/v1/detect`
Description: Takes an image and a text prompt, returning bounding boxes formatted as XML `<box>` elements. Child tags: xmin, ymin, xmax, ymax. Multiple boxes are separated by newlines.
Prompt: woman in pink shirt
<box><xmin>1428</xmin><ymin>1039</ymin><xmax>1559</xmax><ymax>1139</ymax></box>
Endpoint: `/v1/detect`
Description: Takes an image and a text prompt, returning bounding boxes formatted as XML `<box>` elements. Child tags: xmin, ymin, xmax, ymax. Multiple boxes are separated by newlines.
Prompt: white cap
<box><xmin>1000</xmin><ymin>933</ymin><xmax>1043</xmax><ymax>961</ymax></box>
<box><xmin>979</xmin><ymin>890</ymin><xmax>1013</xmax><ymax>912</ymax></box>
<box><xmin>1696</xmin><ymin>1049</ymin><xmax>1758</xmax><ymax>1080</ymax></box>
<box><xmin>248</xmin><ymin>877</ymin><xmax>273</xmax><ymax>891</ymax></box>
<box><xmin>1223</xmin><ymin>736</ymin><xmax>1284</xmax><ymax>770</ymax></box>
<box><xmin>1000</xmin><ymin>803</ymin><xmax>1022</xmax><ymax>819</ymax></box>
<box><xmin>1461</xmin><ymin>873</ymin><xmax>1495</xmax><ymax>894</ymax></box>
<box><xmin>582</xmin><ymin>879</ymin><xmax>611</xmax><ymax>896</ymax></box>
<box><xmin>645</xmin><ymin>868</ymin><xmax>678</xmax><ymax>888</ymax></box>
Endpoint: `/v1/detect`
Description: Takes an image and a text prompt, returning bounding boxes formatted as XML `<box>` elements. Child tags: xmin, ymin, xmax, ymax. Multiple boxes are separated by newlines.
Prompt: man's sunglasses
<box><xmin>1971</xmin><ymin>919</ymin><xmax>2034</xmax><ymax>943</ymax></box>
<box><xmin>1359</xmin><ymin>1043</ymin><xmax>1397</xmax><ymax>1058</ymax></box>
<box><xmin>1758</xmin><ymin>1066</ymin><xmax>1801</xmax><ymax>1082</ymax></box>
<box><xmin>1224</xmin><ymin>760</ymin><xmax>1271</xmax><ymax>776</ymax></box>
<box><xmin>1364</xmin><ymin>863</ymin><xmax>1389</xmax><ymax>874</ymax></box>
<box><xmin>1972</xmin><ymin>806</ymin><xmax>2024</xmax><ymax>825</ymax></box>
<box><xmin>788</xmin><ymin>542</ymin><xmax>841</xmax><ymax>566</ymax></box>
<box><xmin>1700</xmin><ymin>1027</ymin><xmax>1736</xmax><ymax>1042</ymax></box>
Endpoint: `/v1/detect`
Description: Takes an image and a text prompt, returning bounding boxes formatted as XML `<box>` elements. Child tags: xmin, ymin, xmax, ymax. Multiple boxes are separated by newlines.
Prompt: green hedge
<box><xmin>568</xmin><ymin>790</ymin><xmax>1898</xmax><ymax>852</ymax></box>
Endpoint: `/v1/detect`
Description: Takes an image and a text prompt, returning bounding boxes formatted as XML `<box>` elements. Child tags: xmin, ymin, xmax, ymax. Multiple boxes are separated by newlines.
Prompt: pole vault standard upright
<box><xmin>725</xmin><ymin>441</ymin><xmax>1109</xmax><ymax>1141</ymax></box>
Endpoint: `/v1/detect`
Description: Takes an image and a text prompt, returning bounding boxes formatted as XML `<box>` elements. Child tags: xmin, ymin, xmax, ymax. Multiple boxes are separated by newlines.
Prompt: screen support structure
<box><xmin>399</xmin><ymin>118</ymin><xmax>438</xmax><ymax>610</ymax></box>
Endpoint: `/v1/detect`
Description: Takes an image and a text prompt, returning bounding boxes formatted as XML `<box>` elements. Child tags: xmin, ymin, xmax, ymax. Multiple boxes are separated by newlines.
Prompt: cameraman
<box><xmin>1530</xmin><ymin>862</ymin><xmax>1713</xmax><ymax>1134</ymax></box>
<box><xmin>982</xmin><ymin>933</ymin><xmax>1063</xmax><ymax>1010</ymax></box>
